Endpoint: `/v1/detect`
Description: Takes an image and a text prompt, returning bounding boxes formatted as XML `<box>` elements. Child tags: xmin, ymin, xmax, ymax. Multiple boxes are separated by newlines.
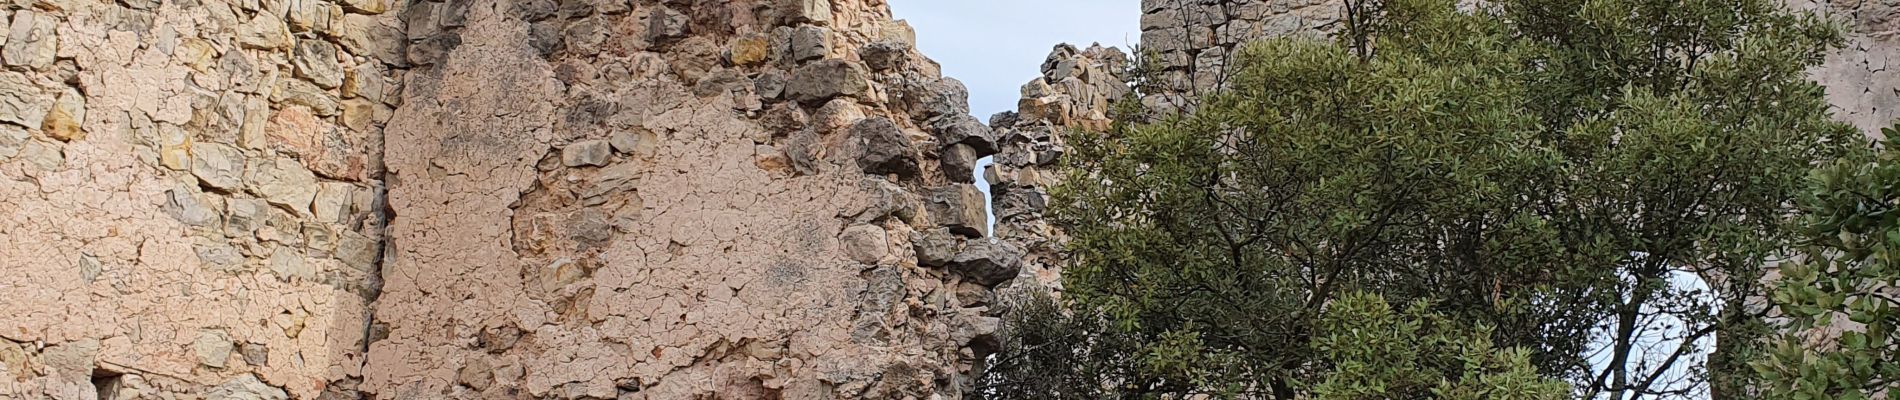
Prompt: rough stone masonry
<box><xmin>0</xmin><ymin>0</ymin><xmax>1892</xmax><ymax>399</ymax></box>
<box><xmin>1</xmin><ymin>0</ymin><xmax>1017</xmax><ymax>398</ymax></box>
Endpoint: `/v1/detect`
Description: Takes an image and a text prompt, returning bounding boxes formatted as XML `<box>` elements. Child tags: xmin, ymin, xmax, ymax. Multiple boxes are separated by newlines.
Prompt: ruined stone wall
<box><xmin>2</xmin><ymin>0</ymin><xmax>1025</xmax><ymax>398</ymax></box>
<box><xmin>1137</xmin><ymin>0</ymin><xmax>1899</xmax><ymax>132</ymax></box>
<box><xmin>984</xmin><ymin>43</ymin><xmax>1129</xmax><ymax>299</ymax></box>
<box><xmin>366</xmin><ymin>0</ymin><xmax>1021</xmax><ymax>398</ymax></box>
<box><xmin>1</xmin><ymin>0</ymin><xmax>402</xmax><ymax>398</ymax></box>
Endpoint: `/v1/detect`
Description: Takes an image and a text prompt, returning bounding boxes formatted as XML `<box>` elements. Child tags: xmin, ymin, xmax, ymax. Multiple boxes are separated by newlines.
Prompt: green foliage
<box><xmin>1757</xmin><ymin>125</ymin><xmax>1900</xmax><ymax>399</ymax></box>
<box><xmin>975</xmin><ymin>293</ymin><xmax>1151</xmax><ymax>399</ymax></box>
<box><xmin>1313</xmin><ymin>292</ymin><xmax>1570</xmax><ymax>400</ymax></box>
<box><xmin>992</xmin><ymin>0</ymin><xmax>1867</xmax><ymax>396</ymax></box>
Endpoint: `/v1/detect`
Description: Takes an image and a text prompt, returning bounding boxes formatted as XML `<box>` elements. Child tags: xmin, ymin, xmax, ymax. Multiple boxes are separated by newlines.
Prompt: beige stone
<box><xmin>840</xmin><ymin>224</ymin><xmax>889</xmax><ymax>264</ymax></box>
<box><xmin>273</xmin><ymin>78</ymin><xmax>340</xmax><ymax>116</ymax></box>
<box><xmin>238</xmin><ymin>13</ymin><xmax>293</xmax><ymax>50</ymax></box>
<box><xmin>175</xmin><ymin>38</ymin><xmax>219</xmax><ymax>72</ymax></box>
<box><xmin>293</xmin><ymin>40</ymin><xmax>345</xmax><ymax>89</ymax></box>
<box><xmin>0</xmin><ymin>71</ymin><xmax>47</xmax><ymax>129</ymax></box>
<box><xmin>287</xmin><ymin>0</ymin><xmax>343</xmax><ymax>34</ymax></box>
<box><xmin>729</xmin><ymin>34</ymin><xmax>769</xmax><ymax>66</ymax></box>
<box><xmin>339</xmin><ymin>98</ymin><xmax>374</xmax><ymax>131</ymax></box>
<box><xmin>191</xmin><ymin>142</ymin><xmax>246</xmax><ymax>191</ymax></box>
<box><xmin>269</xmin><ymin>246</ymin><xmax>315</xmax><ymax>280</ymax></box>
<box><xmin>339</xmin><ymin>0</ymin><xmax>388</xmax><ymax>14</ymax></box>
<box><xmin>0</xmin><ymin>123</ymin><xmax>24</xmax><ymax>161</ymax></box>
<box><xmin>245</xmin><ymin>156</ymin><xmax>320</xmax><ymax>217</ymax></box>
<box><xmin>40</xmin><ymin>89</ymin><xmax>83</xmax><ymax>142</ymax></box>
<box><xmin>194</xmin><ymin>330</ymin><xmax>233</xmax><ymax>368</ymax></box>
<box><xmin>3</xmin><ymin>10</ymin><xmax>56</xmax><ymax>70</ymax></box>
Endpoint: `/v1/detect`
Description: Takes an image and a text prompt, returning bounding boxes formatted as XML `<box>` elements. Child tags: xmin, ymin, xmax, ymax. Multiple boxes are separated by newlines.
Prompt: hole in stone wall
<box><xmin>974</xmin><ymin>155</ymin><xmax>996</xmax><ymax>238</ymax></box>
<box><xmin>91</xmin><ymin>368</ymin><xmax>123</xmax><ymax>400</ymax></box>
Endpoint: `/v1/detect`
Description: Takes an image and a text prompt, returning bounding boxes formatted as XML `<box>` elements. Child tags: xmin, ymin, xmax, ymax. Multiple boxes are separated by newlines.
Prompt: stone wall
<box><xmin>2</xmin><ymin>0</ymin><xmax>1022</xmax><ymax>398</ymax></box>
<box><xmin>1137</xmin><ymin>0</ymin><xmax>1898</xmax><ymax>131</ymax></box>
<box><xmin>1</xmin><ymin>0</ymin><xmax>402</xmax><ymax>398</ymax></box>
<box><xmin>365</xmin><ymin>0</ymin><xmax>1016</xmax><ymax>398</ymax></box>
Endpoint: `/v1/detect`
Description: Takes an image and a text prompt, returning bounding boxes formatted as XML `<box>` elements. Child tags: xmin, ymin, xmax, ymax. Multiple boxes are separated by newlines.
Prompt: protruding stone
<box><xmin>40</xmin><ymin>89</ymin><xmax>84</xmax><ymax>142</ymax></box>
<box><xmin>791</xmin><ymin>25</ymin><xmax>831</xmax><ymax>62</ymax></box>
<box><xmin>563</xmin><ymin>140</ymin><xmax>612</xmax><ymax>167</ymax></box>
<box><xmin>336</xmin><ymin>229</ymin><xmax>380</xmax><ymax>271</ymax></box>
<box><xmin>755</xmin><ymin>144</ymin><xmax>792</xmax><ymax>173</ymax></box>
<box><xmin>269</xmin><ymin>246</ymin><xmax>314</xmax><ymax>280</ymax></box>
<box><xmin>840</xmin><ymin>225</ymin><xmax>888</xmax><ymax>265</ymax></box>
<box><xmin>813</xmin><ymin>98</ymin><xmax>865</xmax><ymax>134</ymax></box>
<box><xmin>926</xmin><ymin>184</ymin><xmax>988</xmax><ymax>238</ymax></box>
<box><xmin>313</xmin><ymin>182</ymin><xmax>355</xmax><ymax>224</ymax></box>
<box><xmin>175</xmin><ymin>38</ymin><xmax>218</xmax><ymax>72</ymax></box>
<box><xmin>288</xmin><ymin>0</ymin><xmax>343</xmax><ymax>34</ymax></box>
<box><xmin>3</xmin><ymin>10</ymin><xmax>56</xmax><ymax>70</ymax></box>
<box><xmin>913</xmin><ymin>229</ymin><xmax>963</xmax><ymax>267</ymax></box>
<box><xmin>941</xmin><ymin>143</ymin><xmax>979</xmax><ymax>183</ymax></box>
<box><xmin>164</xmin><ymin>187</ymin><xmax>221</xmax><ymax>227</ymax></box>
<box><xmin>931</xmin><ymin>113</ymin><xmax>999</xmax><ymax>156</ymax></box>
<box><xmin>787</xmin><ymin>60</ymin><xmax>868</xmax><ymax>104</ymax></box>
<box><xmin>339</xmin><ymin>0</ymin><xmax>388</xmax><ymax>14</ymax></box>
<box><xmin>340</xmin><ymin>98</ymin><xmax>376</xmax><ymax>132</ymax></box>
<box><xmin>563</xmin><ymin>17</ymin><xmax>607</xmax><ymax>56</ymax></box>
<box><xmin>293</xmin><ymin>40</ymin><xmax>345</xmax><ymax>89</ymax></box>
<box><xmin>238</xmin><ymin>13</ymin><xmax>293</xmax><ymax>50</ymax></box>
<box><xmin>240</xmin><ymin>343</ymin><xmax>269</xmax><ymax>367</ymax></box>
<box><xmin>852</xmin><ymin>117</ymin><xmax>917</xmax><ymax>177</ymax></box>
<box><xmin>880</xmin><ymin>20</ymin><xmax>917</xmax><ymax>45</ymax></box>
<box><xmin>191</xmin><ymin>143</ymin><xmax>247</xmax><ymax>192</ymax></box>
<box><xmin>950</xmin><ymin>241</ymin><xmax>1023</xmax><ymax>287</ymax></box>
<box><xmin>900</xmin><ymin>77</ymin><xmax>971</xmax><ymax>121</ymax></box>
<box><xmin>225</xmin><ymin>199</ymin><xmax>267</xmax><ymax>238</ymax></box>
<box><xmin>273</xmin><ymin>79</ymin><xmax>340</xmax><ymax>116</ymax></box>
<box><xmin>783</xmin><ymin>0</ymin><xmax>831</xmax><ymax>25</ymax></box>
<box><xmin>648</xmin><ymin>6</ymin><xmax>689</xmax><ymax>44</ymax></box>
<box><xmin>458</xmin><ymin>358</ymin><xmax>494</xmax><ymax>391</ymax></box>
<box><xmin>342</xmin><ymin>63</ymin><xmax>387</xmax><ymax>102</ymax></box>
<box><xmin>755</xmin><ymin>70</ymin><xmax>788</xmax><ymax>99</ymax></box>
<box><xmin>861</xmin><ymin>41</ymin><xmax>908</xmax><ymax>71</ymax></box>
<box><xmin>0</xmin><ymin>72</ymin><xmax>46</xmax><ymax>128</ymax></box>
<box><xmin>79</xmin><ymin>253</ymin><xmax>102</xmax><ymax>283</ymax></box>
<box><xmin>245</xmin><ymin>157</ymin><xmax>320</xmax><ymax>217</ymax></box>
<box><xmin>337</xmin><ymin>14</ymin><xmax>406</xmax><ymax>63</ymax></box>
<box><xmin>616</xmin><ymin>129</ymin><xmax>659</xmax><ymax>159</ymax></box>
<box><xmin>785</xmin><ymin>128</ymin><xmax>820</xmax><ymax>176</ymax></box>
<box><xmin>194</xmin><ymin>330</ymin><xmax>233</xmax><ymax>368</ymax></box>
<box><xmin>729</xmin><ymin>34</ymin><xmax>769</xmax><ymax>66</ymax></box>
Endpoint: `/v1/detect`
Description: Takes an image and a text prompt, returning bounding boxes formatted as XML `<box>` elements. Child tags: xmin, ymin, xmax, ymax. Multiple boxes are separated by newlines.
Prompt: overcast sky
<box><xmin>889</xmin><ymin>0</ymin><xmax>1141</xmax><ymax>119</ymax></box>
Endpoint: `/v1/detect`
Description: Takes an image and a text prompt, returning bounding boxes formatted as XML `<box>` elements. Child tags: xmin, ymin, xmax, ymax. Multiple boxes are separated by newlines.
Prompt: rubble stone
<box><xmin>787</xmin><ymin>59</ymin><xmax>868</xmax><ymax>104</ymax></box>
<box><xmin>191</xmin><ymin>143</ymin><xmax>248</xmax><ymax>192</ymax></box>
<box><xmin>852</xmin><ymin>117</ymin><xmax>917</xmax><ymax>177</ymax></box>
<box><xmin>926</xmin><ymin>184</ymin><xmax>988</xmax><ymax>238</ymax></box>
<box><xmin>563</xmin><ymin>139</ymin><xmax>612</xmax><ymax>167</ymax></box>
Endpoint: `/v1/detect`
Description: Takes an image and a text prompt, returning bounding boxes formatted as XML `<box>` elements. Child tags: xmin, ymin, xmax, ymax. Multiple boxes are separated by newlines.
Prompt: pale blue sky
<box><xmin>889</xmin><ymin>0</ymin><xmax>1141</xmax><ymax>119</ymax></box>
